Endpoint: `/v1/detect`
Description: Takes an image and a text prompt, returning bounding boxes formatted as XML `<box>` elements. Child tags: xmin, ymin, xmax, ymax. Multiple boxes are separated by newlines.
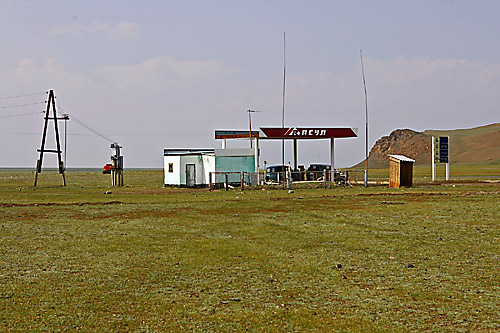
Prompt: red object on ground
<box><xmin>102</xmin><ymin>164</ymin><xmax>114</xmax><ymax>174</ymax></box>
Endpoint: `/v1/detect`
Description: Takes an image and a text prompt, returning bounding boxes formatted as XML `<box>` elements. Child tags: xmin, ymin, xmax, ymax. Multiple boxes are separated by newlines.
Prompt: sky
<box><xmin>1</xmin><ymin>0</ymin><xmax>499</xmax><ymax>169</ymax></box>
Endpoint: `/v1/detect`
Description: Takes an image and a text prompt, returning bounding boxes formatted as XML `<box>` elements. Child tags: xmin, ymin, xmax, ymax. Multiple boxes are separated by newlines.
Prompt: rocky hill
<box><xmin>362</xmin><ymin>129</ymin><xmax>431</xmax><ymax>168</ymax></box>
<box><xmin>356</xmin><ymin>123</ymin><xmax>500</xmax><ymax>168</ymax></box>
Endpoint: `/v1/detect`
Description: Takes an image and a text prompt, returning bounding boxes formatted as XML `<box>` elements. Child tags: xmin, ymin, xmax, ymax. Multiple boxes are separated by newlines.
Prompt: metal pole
<box><xmin>281</xmin><ymin>32</ymin><xmax>286</xmax><ymax>190</ymax></box>
<box><xmin>446</xmin><ymin>138</ymin><xmax>450</xmax><ymax>181</ymax></box>
<box><xmin>293</xmin><ymin>139</ymin><xmax>298</xmax><ymax>171</ymax></box>
<box><xmin>360</xmin><ymin>50</ymin><xmax>369</xmax><ymax>188</ymax></box>
<box><xmin>64</xmin><ymin>115</ymin><xmax>68</xmax><ymax>168</ymax></box>
<box><xmin>330</xmin><ymin>138</ymin><xmax>335</xmax><ymax>188</ymax></box>
<box><xmin>432</xmin><ymin>136</ymin><xmax>436</xmax><ymax>181</ymax></box>
<box><xmin>248</xmin><ymin>110</ymin><xmax>252</xmax><ymax>149</ymax></box>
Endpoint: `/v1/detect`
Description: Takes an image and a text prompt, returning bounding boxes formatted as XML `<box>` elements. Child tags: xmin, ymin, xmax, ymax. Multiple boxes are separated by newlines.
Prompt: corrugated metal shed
<box><xmin>214</xmin><ymin>148</ymin><xmax>255</xmax><ymax>183</ymax></box>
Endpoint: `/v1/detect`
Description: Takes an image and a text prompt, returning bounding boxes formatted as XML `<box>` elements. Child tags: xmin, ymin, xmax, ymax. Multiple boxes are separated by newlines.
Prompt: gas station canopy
<box><xmin>259</xmin><ymin>127</ymin><xmax>358</xmax><ymax>139</ymax></box>
<box><xmin>214</xmin><ymin>127</ymin><xmax>358</xmax><ymax>171</ymax></box>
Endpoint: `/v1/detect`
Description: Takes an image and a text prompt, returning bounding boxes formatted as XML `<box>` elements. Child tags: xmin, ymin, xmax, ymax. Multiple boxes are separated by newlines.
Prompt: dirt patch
<box><xmin>0</xmin><ymin>201</ymin><xmax>126</xmax><ymax>208</ymax></box>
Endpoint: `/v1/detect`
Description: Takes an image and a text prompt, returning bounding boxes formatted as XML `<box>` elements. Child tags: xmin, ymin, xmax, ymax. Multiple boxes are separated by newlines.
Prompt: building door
<box><xmin>186</xmin><ymin>164</ymin><xmax>196</xmax><ymax>187</ymax></box>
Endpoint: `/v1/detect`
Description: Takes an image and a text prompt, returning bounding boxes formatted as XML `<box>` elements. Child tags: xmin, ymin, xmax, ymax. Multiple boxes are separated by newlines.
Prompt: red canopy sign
<box><xmin>259</xmin><ymin>127</ymin><xmax>358</xmax><ymax>139</ymax></box>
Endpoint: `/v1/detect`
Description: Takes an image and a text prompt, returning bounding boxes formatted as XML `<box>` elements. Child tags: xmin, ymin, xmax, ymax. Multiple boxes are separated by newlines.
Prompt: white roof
<box><xmin>389</xmin><ymin>154</ymin><xmax>415</xmax><ymax>162</ymax></box>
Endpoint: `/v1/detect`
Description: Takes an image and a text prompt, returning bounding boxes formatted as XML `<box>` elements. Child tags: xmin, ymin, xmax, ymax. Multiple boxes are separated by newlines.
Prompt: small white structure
<box><xmin>164</xmin><ymin>149</ymin><xmax>215</xmax><ymax>187</ymax></box>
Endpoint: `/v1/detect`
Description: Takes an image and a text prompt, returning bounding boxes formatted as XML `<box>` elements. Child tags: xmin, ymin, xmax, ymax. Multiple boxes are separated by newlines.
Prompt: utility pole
<box><xmin>111</xmin><ymin>142</ymin><xmax>124</xmax><ymax>186</ymax></box>
<box><xmin>247</xmin><ymin>109</ymin><xmax>261</xmax><ymax>149</ymax></box>
<box><xmin>34</xmin><ymin>90</ymin><xmax>67</xmax><ymax>186</ymax></box>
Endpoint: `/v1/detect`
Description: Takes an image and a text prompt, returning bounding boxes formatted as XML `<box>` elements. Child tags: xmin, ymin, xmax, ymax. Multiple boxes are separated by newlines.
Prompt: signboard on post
<box><xmin>433</xmin><ymin>136</ymin><xmax>449</xmax><ymax>163</ymax></box>
<box><xmin>439</xmin><ymin>136</ymin><xmax>449</xmax><ymax>163</ymax></box>
<box><xmin>434</xmin><ymin>137</ymin><xmax>440</xmax><ymax>163</ymax></box>
<box><xmin>432</xmin><ymin>136</ymin><xmax>450</xmax><ymax>181</ymax></box>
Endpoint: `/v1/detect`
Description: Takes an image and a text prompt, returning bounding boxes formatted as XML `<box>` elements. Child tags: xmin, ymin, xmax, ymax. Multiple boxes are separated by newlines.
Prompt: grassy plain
<box><xmin>0</xmin><ymin>169</ymin><xmax>499</xmax><ymax>331</ymax></box>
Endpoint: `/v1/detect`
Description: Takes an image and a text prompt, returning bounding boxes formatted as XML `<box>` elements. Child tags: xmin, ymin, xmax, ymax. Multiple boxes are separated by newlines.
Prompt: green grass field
<box><xmin>1</xmin><ymin>169</ymin><xmax>499</xmax><ymax>331</ymax></box>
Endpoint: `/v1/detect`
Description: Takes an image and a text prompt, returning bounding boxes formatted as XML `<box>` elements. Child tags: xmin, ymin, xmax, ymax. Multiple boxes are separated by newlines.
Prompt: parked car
<box><xmin>265</xmin><ymin>165</ymin><xmax>290</xmax><ymax>182</ymax></box>
<box><xmin>306</xmin><ymin>164</ymin><xmax>348</xmax><ymax>184</ymax></box>
<box><xmin>307</xmin><ymin>164</ymin><xmax>331</xmax><ymax>180</ymax></box>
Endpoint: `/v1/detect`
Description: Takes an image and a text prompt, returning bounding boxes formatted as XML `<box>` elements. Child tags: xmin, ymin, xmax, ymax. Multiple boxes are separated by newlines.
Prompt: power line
<box><xmin>0</xmin><ymin>92</ymin><xmax>46</xmax><ymax>100</ymax></box>
<box><xmin>68</xmin><ymin>113</ymin><xmax>115</xmax><ymax>143</ymax></box>
<box><xmin>0</xmin><ymin>111</ymin><xmax>43</xmax><ymax>119</ymax></box>
<box><xmin>0</xmin><ymin>102</ymin><xmax>45</xmax><ymax>110</ymax></box>
<box><xmin>54</xmin><ymin>98</ymin><xmax>115</xmax><ymax>143</ymax></box>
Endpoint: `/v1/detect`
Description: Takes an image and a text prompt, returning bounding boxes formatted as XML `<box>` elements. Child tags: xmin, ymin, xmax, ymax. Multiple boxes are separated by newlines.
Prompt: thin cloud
<box><xmin>93</xmin><ymin>56</ymin><xmax>241</xmax><ymax>89</ymax></box>
<box><xmin>51</xmin><ymin>21</ymin><xmax>141</xmax><ymax>40</ymax></box>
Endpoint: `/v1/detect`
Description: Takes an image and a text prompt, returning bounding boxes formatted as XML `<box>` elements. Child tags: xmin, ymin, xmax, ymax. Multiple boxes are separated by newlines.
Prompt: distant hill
<box><xmin>355</xmin><ymin>123</ymin><xmax>500</xmax><ymax>168</ymax></box>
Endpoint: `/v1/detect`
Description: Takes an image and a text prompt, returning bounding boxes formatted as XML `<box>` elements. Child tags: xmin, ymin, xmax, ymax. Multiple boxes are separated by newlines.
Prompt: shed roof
<box><xmin>389</xmin><ymin>154</ymin><xmax>415</xmax><ymax>163</ymax></box>
<box><xmin>164</xmin><ymin>149</ymin><xmax>214</xmax><ymax>156</ymax></box>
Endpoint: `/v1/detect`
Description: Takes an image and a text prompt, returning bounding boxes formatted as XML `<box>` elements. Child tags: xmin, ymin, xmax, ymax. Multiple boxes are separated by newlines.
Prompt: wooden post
<box><xmin>60</xmin><ymin>161</ymin><xmax>66</xmax><ymax>186</ymax></box>
<box><xmin>225</xmin><ymin>174</ymin><xmax>229</xmax><ymax>191</ymax></box>
<box><xmin>241</xmin><ymin>172</ymin><xmax>244</xmax><ymax>191</ymax></box>
<box><xmin>209</xmin><ymin>172</ymin><xmax>212</xmax><ymax>191</ymax></box>
<box><xmin>34</xmin><ymin>160</ymin><xmax>40</xmax><ymax>186</ymax></box>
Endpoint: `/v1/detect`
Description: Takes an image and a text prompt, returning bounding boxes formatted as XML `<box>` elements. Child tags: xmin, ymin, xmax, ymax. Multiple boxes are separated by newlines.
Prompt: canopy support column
<box><xmin>293</xmin><ymin>139</ymin><xmax>298</xmax><ymax>170</ymax></box>
<box><xmin>330</xmin><ymin>138</ymin><xmax>335</xmax><ymax>186</ymax></box>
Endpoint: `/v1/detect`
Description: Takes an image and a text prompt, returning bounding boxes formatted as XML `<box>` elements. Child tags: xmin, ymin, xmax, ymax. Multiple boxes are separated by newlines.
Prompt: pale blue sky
<box><xmin>1</xmin><ymin>1</ymin><xmax>499</xmax><ymax>168</ymax></box>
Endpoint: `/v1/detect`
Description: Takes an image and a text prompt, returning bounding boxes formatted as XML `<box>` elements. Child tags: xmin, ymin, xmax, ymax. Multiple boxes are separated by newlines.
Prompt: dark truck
<box><xmin>307</xmin><ymin>164</ymin><xmax>348</xmax><ymax>184</ymax></box>
<box><xmin>265</xmin><ymin>165</ymin><xmax>290</xmax><ymax>182</ymax></box>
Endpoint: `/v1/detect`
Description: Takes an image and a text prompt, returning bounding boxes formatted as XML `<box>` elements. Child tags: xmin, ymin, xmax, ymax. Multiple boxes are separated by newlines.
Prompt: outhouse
<box><xmin>388</xmin><ymin>155</ymin><xmax>415</xmax><ymax>188</ymax></box>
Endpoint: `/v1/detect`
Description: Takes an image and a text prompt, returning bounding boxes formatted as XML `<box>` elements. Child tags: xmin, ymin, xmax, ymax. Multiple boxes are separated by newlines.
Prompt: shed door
<box><xmin>186</xmin><ymin>164</ymin><xmax>196</xmax><ymax>187</ymax></box>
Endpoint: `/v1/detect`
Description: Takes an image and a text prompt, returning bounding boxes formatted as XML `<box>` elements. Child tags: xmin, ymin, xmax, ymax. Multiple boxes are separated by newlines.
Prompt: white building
<box><xmin>163</xmin><ymin>149</ymin><xmax>215</xmax><ymax>187</ymax></box>
<box><xmin>163</xmin><ymin>147</ymin><xmax>257</xmax><ymax>187</ymax></box>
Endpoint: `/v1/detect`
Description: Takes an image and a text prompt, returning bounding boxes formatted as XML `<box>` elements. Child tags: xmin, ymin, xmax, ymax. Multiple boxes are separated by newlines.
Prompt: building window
<box><xmin>168</xmin><ymin>163</ymin><xmax>174</xmax><ymax>173</ymax></box>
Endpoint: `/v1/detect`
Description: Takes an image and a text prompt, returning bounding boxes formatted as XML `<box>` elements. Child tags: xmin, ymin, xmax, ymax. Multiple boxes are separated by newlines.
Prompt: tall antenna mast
<box><xmin>360</xmin><ymin>49</ymin><xmax>369</xmax><ymax>187</ymax></box>
<box><xmin>281</xmin><ymin>32</ymin><xmax>286</xmax><ymax>189</ymax></box>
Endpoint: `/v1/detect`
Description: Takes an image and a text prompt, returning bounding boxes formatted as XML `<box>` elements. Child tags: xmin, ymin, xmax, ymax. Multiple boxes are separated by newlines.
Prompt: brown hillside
<box><xmin>457</xmin><ymin>130</ymin><xmax>500</xmax><ymax>163</ymax></box>
<box><xmin>425</xmin><ymin>123</ymin><xmax>500</xmax><ymax>164</ymax></box>
<box><xmin>355</xmin><ymin>123</ymin><xmax>500</xmax><ymax>169</ymax></box>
